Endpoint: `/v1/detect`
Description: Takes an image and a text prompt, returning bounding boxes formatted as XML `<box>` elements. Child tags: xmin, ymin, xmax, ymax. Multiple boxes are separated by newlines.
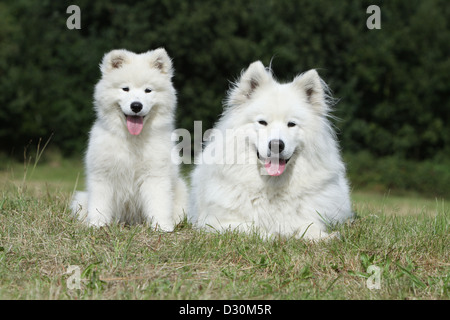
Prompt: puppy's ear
<box><xmin>227</xmin><ymin>61</ymin><xmax>271</xmax><ymax>107</ymax></box>
<box><xmin>147</xmin><ymin>48</ymin><xmax>174</xmax><ymax>77</ymax></box>
<box><xmin>100</xmin><ymin>49</ymin><xmax>130</xmax><ymax>74</ymax></box>
<box><xmin>293</xmin><ymin>69</ymin><xmax>327</xmax><ymax>114</ymax></box>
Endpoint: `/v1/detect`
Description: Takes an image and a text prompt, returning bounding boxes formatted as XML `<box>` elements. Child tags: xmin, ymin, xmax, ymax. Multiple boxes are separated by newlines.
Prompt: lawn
<box><xmin>0</xmin><ymin>157</ymin><xmax>448</xmax><ymax>300</ymax></box>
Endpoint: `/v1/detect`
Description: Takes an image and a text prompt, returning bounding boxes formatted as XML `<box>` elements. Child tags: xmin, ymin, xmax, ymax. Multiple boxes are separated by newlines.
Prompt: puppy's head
<box><xmin>94</xmin><ymin>48</ymin><xmax>175</xmax><ymax>136</ymax></box>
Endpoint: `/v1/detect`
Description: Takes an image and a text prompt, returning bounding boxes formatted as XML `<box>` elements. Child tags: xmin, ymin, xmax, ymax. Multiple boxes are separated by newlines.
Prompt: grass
<box><xmin>0</xmin><ymin>157</ymin><xmax>448</xmax><ymax>300</ymax></box>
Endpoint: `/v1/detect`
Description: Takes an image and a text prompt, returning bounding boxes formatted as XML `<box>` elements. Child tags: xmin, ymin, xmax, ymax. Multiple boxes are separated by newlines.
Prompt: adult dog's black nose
<box><xmin>130</xmin><ymin>101</ymin><xmax>143</xmax><ymax>113</ymax></box>
<box><xmin>269</xmin><ymin>139</ymin><xmax>285</xmax><ymax>154</ymax></box>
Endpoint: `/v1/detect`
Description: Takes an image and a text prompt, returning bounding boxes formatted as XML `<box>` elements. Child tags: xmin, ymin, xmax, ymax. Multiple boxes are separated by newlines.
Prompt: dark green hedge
<box><xmin>345</xmin><ymin>152</ymin><xmax>450</xmax><ymax>198</ymax></box>
<box><xmin>0</xmin><ymin>0</ymin><xmax>449</xmax><ymax>161</ymax></box>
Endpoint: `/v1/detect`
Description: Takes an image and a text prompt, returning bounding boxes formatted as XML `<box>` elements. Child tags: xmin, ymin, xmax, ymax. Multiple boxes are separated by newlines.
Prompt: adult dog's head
<box><xmin>223</xmin><ymin>61</ymin><xmax>334</xmax><ymax>176</ymax></box>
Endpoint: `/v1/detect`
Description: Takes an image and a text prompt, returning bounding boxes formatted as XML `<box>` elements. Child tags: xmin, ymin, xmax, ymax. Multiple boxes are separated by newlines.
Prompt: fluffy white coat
<box><xmin>71</xmin><ymin>48</ymin><xmax>187</xmax><ymax>231</ymax></box>
<box><xmin>189</xmin><ymin>61</ymin><xmax>353</xmax><ymax>240</ymax></box>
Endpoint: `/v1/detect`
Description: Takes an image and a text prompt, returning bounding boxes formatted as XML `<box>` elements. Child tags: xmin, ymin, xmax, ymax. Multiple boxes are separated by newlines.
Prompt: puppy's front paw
<box><xmin>152</xmin><ymin>221</ymin><xmax>175</xmax><ymax>233</ymax></box>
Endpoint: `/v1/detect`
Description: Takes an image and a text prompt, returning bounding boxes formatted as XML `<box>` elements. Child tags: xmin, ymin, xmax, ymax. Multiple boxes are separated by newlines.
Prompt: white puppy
<box><xmin>71</xmin><ymin>48</ymin><xmax>187</xmax><ymax>231</ymax></box>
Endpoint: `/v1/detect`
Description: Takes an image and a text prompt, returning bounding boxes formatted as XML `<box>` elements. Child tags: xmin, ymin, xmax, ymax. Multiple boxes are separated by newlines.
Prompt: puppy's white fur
<box><xmin>71</xmin><ymin>48</ymin><xmax>187</xmax><ymax>230</ymax></box>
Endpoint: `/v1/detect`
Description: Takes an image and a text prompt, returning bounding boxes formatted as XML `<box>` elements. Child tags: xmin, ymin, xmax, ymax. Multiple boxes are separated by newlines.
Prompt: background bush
<box><xmin>345</xmin><ymin>152</ymin><xmax>450</xmax><ymax>197</ymax></box>
<box><xmin>0</xmin><ymin>0</ymin><xmax>448</xmax><ymax>196</ymax></box>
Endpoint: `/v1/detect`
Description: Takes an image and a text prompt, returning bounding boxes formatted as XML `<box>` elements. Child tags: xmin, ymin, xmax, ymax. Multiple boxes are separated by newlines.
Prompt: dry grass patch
<box><xmin>0</xmin><ymin>162</ymin><xmax>448</xmax><ymax>299</ymax></box>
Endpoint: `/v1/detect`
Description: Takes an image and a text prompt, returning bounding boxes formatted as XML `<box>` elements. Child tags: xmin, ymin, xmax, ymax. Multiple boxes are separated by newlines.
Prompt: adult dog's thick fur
<box><xmin>189</xmin><ymin>61</ymin><xmax>353</xmax><ymax>240</ymax></box>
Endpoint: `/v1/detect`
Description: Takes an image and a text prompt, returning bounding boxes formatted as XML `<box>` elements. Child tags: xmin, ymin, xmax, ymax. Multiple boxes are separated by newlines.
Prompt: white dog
<box><xmin>189</xmin><ymin>61</ymin><xmax>353</xmax><ymax>240</ymax></box>
<box><xmin>71</xmin><ymin>48</ymin><xmax>187</xmax><ymax>231</ymax></box>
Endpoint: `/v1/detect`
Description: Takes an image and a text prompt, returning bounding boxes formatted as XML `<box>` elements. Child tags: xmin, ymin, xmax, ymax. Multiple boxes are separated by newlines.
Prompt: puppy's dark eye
<box><xmin>145</xmin><ymin>88</ymin><xmax>152</xmax><ymax>93</ymax></box>
<box><xmin>122</xmin><ymin>87</ymin><xmax>129</xmax><ymax>92</ymax></box>
<box><xmin>258</xmin><ymin>120</ymin><xmax>268</xmax><ymax>126</ymax></box>
<box><xmin>287</xmin><ymin>122</ymin><xmax>296</xmax><ymax>127</ymax></box>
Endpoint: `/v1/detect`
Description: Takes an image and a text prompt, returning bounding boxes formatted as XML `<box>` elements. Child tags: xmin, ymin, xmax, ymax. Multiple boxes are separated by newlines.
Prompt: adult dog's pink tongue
<box><xmin>264</xmin><ymin>159</ymin><xmax>286</xmax><ymax>176</ymax></box>
<box><xmin>126</xmin><ymin>116</ymin><xmax>144</xmax><ymax>135</ymax></box>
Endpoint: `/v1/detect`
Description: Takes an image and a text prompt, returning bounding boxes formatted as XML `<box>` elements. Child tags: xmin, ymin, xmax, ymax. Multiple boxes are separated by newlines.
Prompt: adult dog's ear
<box><xmin>99</xmin><ymin>49</ymin><xmax>131</xmax><ymax>74</ymax></box>
<box><xmin>227</xmin><ymin>61</ymin><xmax>271</xmax><ymax>107</ymax></box>
<box><xmin>146</xmin><ymin>48</ymin><xmax>174</xmax><ymax>77</ymax></box>
<box><xmin>293</xmin><ymin>69</ymin><xmax>327</xmax><ymax>114</ymax></box>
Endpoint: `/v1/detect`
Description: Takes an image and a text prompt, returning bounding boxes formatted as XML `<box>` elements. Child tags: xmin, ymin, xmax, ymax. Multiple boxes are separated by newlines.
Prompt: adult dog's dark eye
<box><xmin>145</xmin><ymin>88</ymin><xmax>152</xmax><ymax>93</ymax></box>
<box><xmin>122</xmin><ymin>87</ymin><xmax>129</xmax><ymax>92</ymax></box>
<box><xmin>287</xmin><ymin>122</ymin><xmax>296</xmax><ymax>127</ymax></box>
<box><xmin>258</xmin><ymin>120</ymin><xmax>268</xmax><ymax>126</ymax></box>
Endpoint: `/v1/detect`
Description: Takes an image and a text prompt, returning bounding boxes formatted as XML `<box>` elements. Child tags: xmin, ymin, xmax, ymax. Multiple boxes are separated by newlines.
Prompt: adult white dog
<box><xmin>189</xmin><ymin>61</ymin><xmax>353</xmax><ymax>240</ymax></box>
<box><xmin>71</xmin><ymin>48</ymin><xmax>187</xmax><ymax>231</ymax></box>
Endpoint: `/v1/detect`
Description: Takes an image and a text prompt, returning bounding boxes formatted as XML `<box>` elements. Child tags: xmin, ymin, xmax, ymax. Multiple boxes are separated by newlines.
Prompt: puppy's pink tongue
<box><xmin>126</xmin><ymin>116</ymin><xmax>144</xmax><ymax>135</ymax></box>
<box><xmin>264</xmin><ymin>159</ymin><xmax>286</xmax><ymax>176</ymax></box>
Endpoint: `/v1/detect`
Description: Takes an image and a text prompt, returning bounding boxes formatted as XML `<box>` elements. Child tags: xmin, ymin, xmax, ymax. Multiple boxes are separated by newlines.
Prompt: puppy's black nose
<box><xmin>269</xmin><ymin>139</ymin><xmax>285</xmax><ymax>154</ymax></box>
<box><xmin>130</xmin><ymin>101</ymin><xmax>143</xmax><ymax>113</ymax></box>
